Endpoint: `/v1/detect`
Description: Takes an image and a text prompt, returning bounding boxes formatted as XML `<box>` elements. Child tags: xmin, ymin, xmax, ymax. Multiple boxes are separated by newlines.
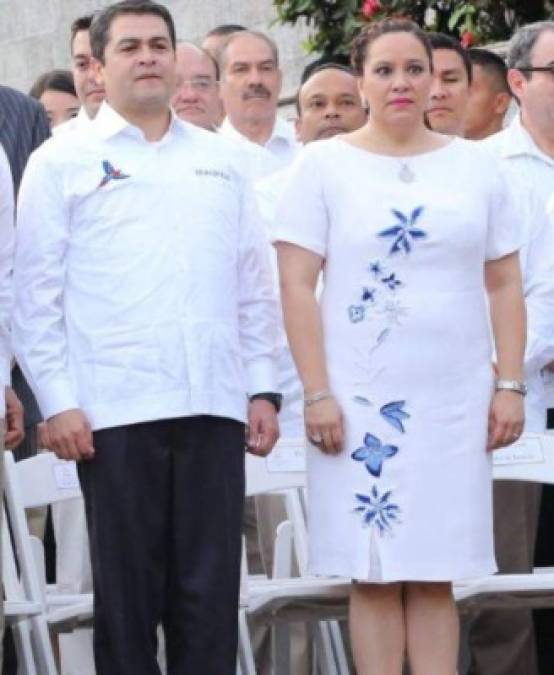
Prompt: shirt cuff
<box><xmin>36</xmin><ymin>377</ymin><xmax>80</xmax><ymax>420</ymax></box>
<box><xmin>246</xmin><ymin>356</ymin><xmax>278</xmax><ymax>396</ymax></box>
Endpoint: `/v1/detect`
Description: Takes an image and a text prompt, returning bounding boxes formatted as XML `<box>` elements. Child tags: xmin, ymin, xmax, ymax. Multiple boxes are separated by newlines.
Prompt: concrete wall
<box><xmin>0</xmin><ymin>0</ymin><xmax>310</xmax><ymax>101</ymax></box>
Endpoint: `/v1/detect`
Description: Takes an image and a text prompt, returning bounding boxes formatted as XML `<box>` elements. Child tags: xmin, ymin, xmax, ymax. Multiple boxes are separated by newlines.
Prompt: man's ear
<box><xmin>494</xmin><ymin>91</ymin><xmax>513</xmax><ymax>117</ymax></box>
<box><xmin>90</xmin><ymin>57</ymin><xmax>105</xmax><ymax>89</ymax></box>
<box><xmin>507</xmin><ymin>68</ymin><xmax>526</xmax><ymax>101</ymax></box>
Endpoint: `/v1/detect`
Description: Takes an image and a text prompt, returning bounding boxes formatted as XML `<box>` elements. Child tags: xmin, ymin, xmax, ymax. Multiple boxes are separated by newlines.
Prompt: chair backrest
<box><xmin>3</xmin><ymin>451</ymin><xmax>83</xmax><ymax>609</ymax></box>
<box><xmin>5</xmin><ymin>451</ymin><xmax>82</xmax><ymax>510</ymax></box>
<box><xmin>493</xmin><ymin>433</ymin><xmax>554</xmax><ymax>484</ymax></box>
<box><xmin>245</xmin><ymin>437</ymin><xmax>306</xmax><ymax>497</ymax></box>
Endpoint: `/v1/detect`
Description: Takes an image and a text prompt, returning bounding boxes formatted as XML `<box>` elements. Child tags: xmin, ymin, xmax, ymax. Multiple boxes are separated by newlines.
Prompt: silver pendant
<box><xmin>398</xmin><ymin>163</ymin><xmax>415</xmax><ymax>183</ymax></box>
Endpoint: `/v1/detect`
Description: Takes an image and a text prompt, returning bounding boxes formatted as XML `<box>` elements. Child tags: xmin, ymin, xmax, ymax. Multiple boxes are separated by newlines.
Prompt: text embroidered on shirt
<box><xmin>194</xmin><ymin>168</ymin><xmax>231</xmax><ymax>181</ymax></box>
<box><xmin>97</xmin><ymin>160</ymin><xmax>131</xmax><ymax>189</ymax></box>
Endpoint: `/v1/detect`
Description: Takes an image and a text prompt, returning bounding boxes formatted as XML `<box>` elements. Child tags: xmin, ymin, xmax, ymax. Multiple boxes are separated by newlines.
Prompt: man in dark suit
<box><xmin>0</xmin><ymin>84</ymin><xmax>49</xmax><ymax>461</ymax></box>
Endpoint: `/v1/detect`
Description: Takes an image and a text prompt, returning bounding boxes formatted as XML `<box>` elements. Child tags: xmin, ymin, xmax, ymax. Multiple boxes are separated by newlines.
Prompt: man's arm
<box><xmin>237</xmin><ymin>176</ymin><xmax>280</xmax><ymax>455</ymax></box>
<box><xmin>13</xmin><ymin>147</ymin><xmax>93</xmax><ymax>460</ymax></box>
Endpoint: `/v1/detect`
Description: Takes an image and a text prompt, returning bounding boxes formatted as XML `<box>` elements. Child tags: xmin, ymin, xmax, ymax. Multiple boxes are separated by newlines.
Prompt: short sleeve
<box><xmin>485</xmin><ymin>157</ymin><xmax>522</xmax><ymax>261</ymax></box>
<box><xmin>272</xmin><ymin>145</ymin><xmax>329</xmax><ymax>258</ymax></box>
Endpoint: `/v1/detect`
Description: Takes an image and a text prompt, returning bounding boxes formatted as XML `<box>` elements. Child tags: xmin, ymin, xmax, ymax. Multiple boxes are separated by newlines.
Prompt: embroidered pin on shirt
<box><xmin>98</xmin><ymin>160</ymin><xmax>130</xmax><ymax>189</ymax></box>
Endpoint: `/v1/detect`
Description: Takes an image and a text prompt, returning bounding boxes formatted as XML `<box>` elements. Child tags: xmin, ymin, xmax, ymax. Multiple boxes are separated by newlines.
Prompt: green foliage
<box><xmin>273</xmin><ymin>0</ymin><xmax>554</xmax><ymax>57</ymax></box>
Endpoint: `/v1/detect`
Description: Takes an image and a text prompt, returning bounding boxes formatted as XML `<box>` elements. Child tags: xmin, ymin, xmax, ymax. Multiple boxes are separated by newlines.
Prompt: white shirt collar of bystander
<box><xmin>500</xmin><ymin>112</ymin><xmax>554</xmax><ymax>167</ymax></box>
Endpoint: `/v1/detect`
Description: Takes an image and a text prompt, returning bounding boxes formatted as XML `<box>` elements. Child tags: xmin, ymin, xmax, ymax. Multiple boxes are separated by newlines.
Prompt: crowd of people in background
<box><xmin>0</xmin><ymin>1</ymin><xmax>554</xmax><ymax>674</ymax></box>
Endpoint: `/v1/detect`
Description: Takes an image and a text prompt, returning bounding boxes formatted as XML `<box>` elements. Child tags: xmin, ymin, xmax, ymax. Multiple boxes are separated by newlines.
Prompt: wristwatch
<box><xmin>495</xmin><ymin>379</ymin><xmax>527</xmax><ymax>396</ymax></box>
<box><xmin>249</xmin><ymin>392</ymin><xmax>283</xmax><ymax>413</ymax></box>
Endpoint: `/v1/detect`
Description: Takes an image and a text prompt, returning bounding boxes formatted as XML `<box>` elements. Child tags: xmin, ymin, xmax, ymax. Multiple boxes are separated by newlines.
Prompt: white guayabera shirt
<box><xmin>13</xmin><ymin>102</ymin><xmax>278</xmax><ymax>431</ymax></box>
<box><xmin>219</xmin><ymin>115</ymin><xmax>299</xmax><ymax>181</ymax></box>
<box><xmin>0</xmin><ymin>145</ymin><xmax>14</xmax><ymax>417</ymax></box>
<box><xmin>484</xmin><ymin>117</ymin><xmax>554</xmax><ymax>430</ymax></box>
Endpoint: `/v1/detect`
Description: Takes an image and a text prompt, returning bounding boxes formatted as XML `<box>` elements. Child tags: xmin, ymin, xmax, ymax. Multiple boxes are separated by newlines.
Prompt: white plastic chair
<box><xmin>454</xmin><ymin>432</ymin><xmax>554</xmax><ymax>610</ymax></box>
<box><xmin>3</xmin><ymin>450</ymin><xmax>93</xmax><ymax>675</ymax></box>
<box><xmin>239</xmin><ymin>439</ymin><xmax>352</xmax><ymax>675</ymax></box>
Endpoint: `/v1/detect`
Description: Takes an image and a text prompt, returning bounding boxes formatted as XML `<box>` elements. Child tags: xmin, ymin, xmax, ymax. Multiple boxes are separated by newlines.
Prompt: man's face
<box><xmin>464</xmin><ymin>64</ymin><xmax>510</xmax><ymax>139</ymax></box>
<box><xmin>172</xmin><ymin>44</ymin><xmax>223</xmax><ymax>130</ymax></box>
<box><xmin>72</xmin><ymin>29</ymin><xmax>105</xmax><ymax>118</ymax></box>
<box><xmin>296</xmin><ymin>68</ymin><xmax>367</xmax><ymax>143</ymax></box>
<box><xmin>94</xmin><ymin>13</ymin><xmax>176</xmax><ymax>116</ymax></box>
<box><xmin>509</xmin><ymin>30</ymin><xmax>554</xmax><ymax>135</ymax></box>
<box><xmin>426</xmin><ymin>48</ymin><xmax>471</xmax><ymax>135</ymax></box>
<box><xmin>219</xmin><ymin>34</ymin><xmax>282</xmax><ymax>125</ymax></box>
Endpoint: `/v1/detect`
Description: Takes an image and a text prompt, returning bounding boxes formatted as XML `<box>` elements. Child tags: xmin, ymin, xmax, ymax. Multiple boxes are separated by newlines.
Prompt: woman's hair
<box><xmin>29</xmin><ymin>69</ymin><xmax>77</xmax><ymax>100</ymax></box>
<box><xmin>351</xmin><ymin>18</ymin><xmax>433</xmax><ymax>76</ymax></box>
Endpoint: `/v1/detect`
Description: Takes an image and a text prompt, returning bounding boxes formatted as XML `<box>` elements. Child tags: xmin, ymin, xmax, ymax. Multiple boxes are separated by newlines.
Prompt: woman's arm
<box><xmin>275</xmin><ymin>241</ymin><xmax>343</xmax><ymax>454</ymax></box>
<box><xmin>485</xmin><ymin>251</ymin><xmax>526</xmax><ymax>450</ymax></box>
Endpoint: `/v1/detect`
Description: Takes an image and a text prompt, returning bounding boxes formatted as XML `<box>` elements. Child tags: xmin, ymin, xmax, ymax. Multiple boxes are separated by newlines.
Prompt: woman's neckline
<box><xmin>332</xmin><ymin>135</ymin><xmax>459</xmax><ymax>161</ymax></box>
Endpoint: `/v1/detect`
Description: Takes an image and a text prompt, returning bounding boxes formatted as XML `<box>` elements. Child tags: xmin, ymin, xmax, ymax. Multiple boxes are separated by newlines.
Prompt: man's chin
<box><xmin>317</xmin><ymin>126</ymin><xmax>346</xmax><ymax>140</ymax></box>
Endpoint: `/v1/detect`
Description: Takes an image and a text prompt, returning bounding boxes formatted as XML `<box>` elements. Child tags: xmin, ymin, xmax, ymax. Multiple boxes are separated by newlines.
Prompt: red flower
<box><xmin>362</xmin><ymin>0</ymin><xmax>381</xmax><ymax>19</ymax></box>
<box><xmin>460</xmin><ymin>31</ymin><xmax>476</xmax><ymax>48</ymax></box>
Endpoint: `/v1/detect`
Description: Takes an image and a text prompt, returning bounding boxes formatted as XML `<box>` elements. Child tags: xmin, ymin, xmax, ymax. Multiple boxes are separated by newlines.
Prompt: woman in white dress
<box><xmin>273</xmin><ymin>19</ymin><xmax>526</xmax><ymax>675</ymax></box>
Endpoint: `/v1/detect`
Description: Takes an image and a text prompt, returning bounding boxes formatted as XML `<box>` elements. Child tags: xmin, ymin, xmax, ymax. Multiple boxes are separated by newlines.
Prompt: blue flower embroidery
<box><xmin>354</xmin><ymin>486</ymin><xmax>401</xmax><ymax>533</ymax></box>
<box><xmin>368</xmin><ymin>260</ymin><xmax>384</xmax><ymax>278</ymax></box>
<box><xmin>378</xmin><ymin>206</ymin><xmax>427</xmax><ymax>255</ymax></box>
<box><xmin>380</xmin><ymin>401</ymin><xmax>410</xmax><ymax>433</ymax></box>
<box><xmin>348</xmin><ymin>304</ymin><xmax>365</xmax><ymax>323</ymax></box>
<box><xmin>381</xmin><ymin>273</ymin><xmax>403</xmax><ymax>291</ymax></box>
<box><xmin>98</xmin><ymin>160</ymin><xmax>130</xmax><ymax>189</ymax></box>
<box><xmin>362</xmin><ymin>287</ymin><xmax>377</xmax><ymax>303</ymax></box>
<box><xmin>351</xmin><ymin>433</ymin><xmax>398</xmax><ymax>477</ymax></box>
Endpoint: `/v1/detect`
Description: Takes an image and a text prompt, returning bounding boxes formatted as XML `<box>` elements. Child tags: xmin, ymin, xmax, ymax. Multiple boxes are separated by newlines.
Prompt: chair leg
<box><xmin>12</xmin><ymin>620</ymin><xmax>38</xmax><ymax>675</ymax></box>
<box><xmin>238</xmin><ymin>610</ymin><xmax>256</xmax><ymax>675</ymax></box>
<box><xmin>30</xmin><ymin>616</ymin><xmax>58</xmax><ymax>675</ymax></box>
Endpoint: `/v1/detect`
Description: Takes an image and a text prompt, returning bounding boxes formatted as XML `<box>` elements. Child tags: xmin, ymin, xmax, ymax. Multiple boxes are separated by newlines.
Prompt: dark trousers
<box><xmin>78</xmin><ymin>415</ymin><xmax>245</xmax><ymax>675</ymax></box>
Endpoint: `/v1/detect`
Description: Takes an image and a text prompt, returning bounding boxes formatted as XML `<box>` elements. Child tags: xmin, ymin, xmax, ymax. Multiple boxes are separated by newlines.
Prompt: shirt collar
<box><xmin>501</xmin><ymin>113</ymin><xmax>554</xmax><ymax>166</ymax></box>
<box><xmin>92</xmin><ymin>101</ymin><xmax>186</xmax><ymax>142</ymax></box>
<box><xmin>220</xmin><ymin>115</ymin><xmax>297</xmax><ymax>150</ymax></box>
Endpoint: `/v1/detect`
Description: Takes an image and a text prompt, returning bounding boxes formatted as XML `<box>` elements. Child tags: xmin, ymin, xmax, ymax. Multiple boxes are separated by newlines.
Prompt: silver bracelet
<box><xmin>304</xmin><ymin>389</ymin><xmax>333</xmax><ymax>407</ymax></box>
<box><xmin>495</xmin><ymin>379</ymin><xmax>527</xmax><ymax>396</ymax></box>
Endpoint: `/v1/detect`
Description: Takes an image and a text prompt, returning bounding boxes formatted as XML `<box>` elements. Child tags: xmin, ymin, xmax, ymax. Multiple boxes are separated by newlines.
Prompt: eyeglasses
<box><xmin>518</xmin><ymin>65</ymin><xmax>554</xmax><ymax>75</ymax></box>
<box><xmin>179</xmin><ymin>79</ymin><xmax>218</xmax><ymax>92</ymax></box>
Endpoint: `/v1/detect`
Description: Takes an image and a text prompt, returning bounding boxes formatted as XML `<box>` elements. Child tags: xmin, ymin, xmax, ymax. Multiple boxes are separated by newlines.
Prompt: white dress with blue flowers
<box><xmin>273</xmin><ymin>137</ymin><xmax>521</xmax><ymax>582</ymax></box>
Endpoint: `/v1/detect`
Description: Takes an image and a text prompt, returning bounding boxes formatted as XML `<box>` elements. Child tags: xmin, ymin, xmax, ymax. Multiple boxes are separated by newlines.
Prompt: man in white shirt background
<box><xmin>218</xmin><ymin>30</ymin><xmax>299</xmax><ymax>179</ymax></box>
<box><xmin>13</xmin><ymin>2</ymin><xmax>280</xmax><ymax>673</ymax></box>
<box><xmin>171</xmin><ymin>42</ymin><xmax>223</xmax><ymax>130</ymax></box>
<box><xmin>424</xmin><ymin>32</ymin><xmax>554</xmax><ymax>675</ymax></box>
<box><xmin>484</xmin><ymin>22</ymin><xmax>554</xmax><ymax>673</ymax></box>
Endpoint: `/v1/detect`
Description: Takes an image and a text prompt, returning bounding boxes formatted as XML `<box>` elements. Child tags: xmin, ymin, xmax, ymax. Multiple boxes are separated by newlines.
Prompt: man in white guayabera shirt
<box><xmin>13</xmin><ymin>3</ymin><xmax>280</xmax><ymax>674</ymax></box>
<box><xmin>218</xmin><ymin>30</ymin><xmax>299</xmax><ymax>180</ymax></box>
<box><xmin>481</xmin><ymin>21</ymin><xmax>554</xmax><ymax>675</ymax></box>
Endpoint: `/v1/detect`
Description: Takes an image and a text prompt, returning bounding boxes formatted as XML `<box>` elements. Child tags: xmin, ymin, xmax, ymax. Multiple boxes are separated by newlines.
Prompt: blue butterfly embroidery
<box><xmin>380</xmin><ymin>401</ymin><xmax>410</xmax><ymax>433</ymax></box>
<box><xmin>348</xmin><ymin>304</ymin><xmax>365</xmax><ymax>323</ymax></box>
<box><xmin>381</xmin><ymin>273</ymin><xmax>403</xmax><ymax>291</ymax></box>
<box><xmin>378</xmin><ymin>206</ymin><xmax>427</xmax><ymax>255</ymax></box>
<box><xmin>354</xmin><ymin>485</ymin><xmax>401</xmax><ymax>533</ymax></box>
<box><xmin>98</xmin><ymin>160</ymin><xmax>130</xmax><ymax>189</ymax></box>
<box><xmin>351</xmin><ymin>432</ymin><xmax>398</xmax><ymax>477</ymax></box>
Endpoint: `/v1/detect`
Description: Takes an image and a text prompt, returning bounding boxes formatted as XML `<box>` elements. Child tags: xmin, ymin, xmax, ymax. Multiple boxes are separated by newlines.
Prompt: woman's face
<box><xmin>359</xmin><ymin>32</ymin><xmax>432</xmax><ymax>128</ymax></box>
<box><xmin>39</xmin><ymin>89</ymin><xmax>80</xmax><ymax>128</ymax></box>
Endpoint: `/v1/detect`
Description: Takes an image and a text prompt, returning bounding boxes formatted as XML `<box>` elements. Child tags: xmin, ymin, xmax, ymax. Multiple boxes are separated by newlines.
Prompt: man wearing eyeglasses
<box><xmin>171</xmin><ymin>42</ymin><xmax>223</xmax><ymax>130</ymax></box>
<box><xmin>482</xmin><ymin>19</ymin><xmax>554</xmax><ymax>675</ymax></box>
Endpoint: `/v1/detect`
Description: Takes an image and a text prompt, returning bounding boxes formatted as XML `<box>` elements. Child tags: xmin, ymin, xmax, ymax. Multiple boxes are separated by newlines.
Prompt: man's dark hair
<box><xmin>29</xmin><ymin>69</ymin><xmax>77</xmax><ymax>100</ymax></box>
<box><xmin>70</xmin><ymin>14</ymin><xmax>94</xmax><ymax>51</ymax></box>
<box><xmin>427</xmin><ymin>32</ymin><xmax>473</xmax><ymax>84</ymax></box>
<box><xmin>468</xmin><ymin>48</ymin><xmax>510</xmax><ymax>93</ymax></box>
<box><xmin>301</xmin><ymin>54</ymin><xmax>351</xmax><ymax>85</ymax></box>
<box><xmin>296</xmin><ymin>63</ymin><xmax>357</xmax><ymax>116</ymax></box>
<box><xmin>90</xmin><ymin>0</ymin><xmax>176</xmax><ymax>63</ymax></box>
<box><xmin>205</xmin><ymin>24</ymin><xmax>247</xmax><ymax>39</ymax></box>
